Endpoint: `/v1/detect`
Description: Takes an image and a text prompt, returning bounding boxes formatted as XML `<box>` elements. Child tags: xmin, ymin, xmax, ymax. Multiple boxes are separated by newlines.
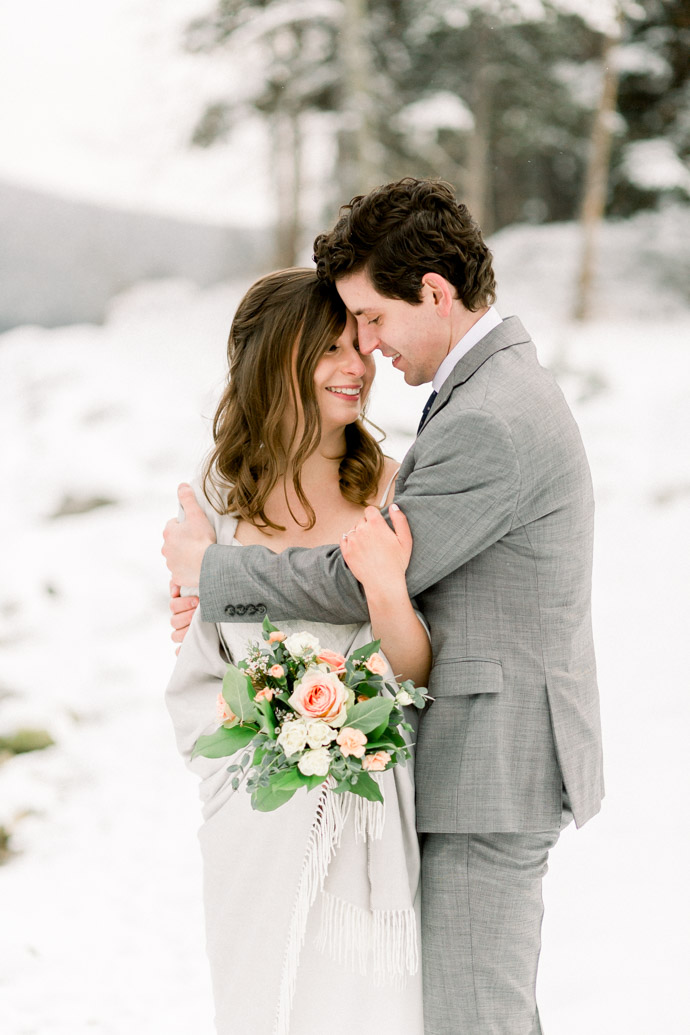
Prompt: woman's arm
<box><xmin>340</xmin><ymin>505</ymin><xmax>431</xmax><ymax>686</ymax></box>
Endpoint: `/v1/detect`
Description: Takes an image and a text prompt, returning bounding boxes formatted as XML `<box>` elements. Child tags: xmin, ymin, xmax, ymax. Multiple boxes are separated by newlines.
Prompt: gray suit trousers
<box><xmin>421</xmin><ymin>821</ymin><xmax>565</xmax><ymax>1035</ymax></box>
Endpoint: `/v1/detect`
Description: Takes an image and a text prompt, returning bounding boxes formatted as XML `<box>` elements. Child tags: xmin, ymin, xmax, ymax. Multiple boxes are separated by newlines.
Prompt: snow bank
<box><xmin>1</xmin><ymin>210</ymin><xmax>689</xmax><ymax>1033</ymax></box>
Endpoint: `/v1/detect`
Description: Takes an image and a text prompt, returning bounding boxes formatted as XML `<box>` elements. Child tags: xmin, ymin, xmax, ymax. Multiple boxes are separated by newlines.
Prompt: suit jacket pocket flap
<box><xmin>429</xmin><ymin>658</ymin><xmax>503</xmax><ymax>697</ymax></box>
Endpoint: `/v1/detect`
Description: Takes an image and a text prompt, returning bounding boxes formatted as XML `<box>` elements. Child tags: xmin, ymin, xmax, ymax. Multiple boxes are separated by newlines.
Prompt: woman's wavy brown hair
<box><xmin>203</xmin><ymin>268</ymin><xmax>384</xmax><ymax>530</ymax></box>
<box><xmin>313</xmin><ymin>177</ymin><xmax>496</xmax><ymax>311</ymax></box>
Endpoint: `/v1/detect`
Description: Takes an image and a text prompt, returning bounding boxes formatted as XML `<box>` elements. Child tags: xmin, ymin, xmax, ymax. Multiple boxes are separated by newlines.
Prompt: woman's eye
<box><xmin>326</xmin><ymin>343</ymin><xmax>339</xmax><ymax>353</ymax></box>
<box><xmin>367</xmin><ymin>316</ymin><xmax>381</xmax><ymax>326</ymax></box>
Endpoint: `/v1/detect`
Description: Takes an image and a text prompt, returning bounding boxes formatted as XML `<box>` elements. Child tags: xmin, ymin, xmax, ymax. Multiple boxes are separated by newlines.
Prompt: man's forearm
<box><xmin>199</xmin><ymin>541</ymin><xmax>370</xmax><ymax>625</ymax></box>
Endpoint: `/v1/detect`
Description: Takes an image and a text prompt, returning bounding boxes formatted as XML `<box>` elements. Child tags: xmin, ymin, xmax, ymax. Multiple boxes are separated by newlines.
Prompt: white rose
<box><xmin>305</xmin><ymin>719</ymin><xmax>338</xmax><ymax>749</ymax></box>
<box><xmin>277</xmin><ymin>720</ymin><xmax>308</xmax><ymax>757</ymax></box>
<box><xmin>297</xmin><ymin>746</ymin><xmax>331</xmax><ymax>777</ymax></box>
<box><xmin>395</xmin><ymin>689</ymin><xmax>414</xmax><ymax>707</ymax></box>
<box><xmin>283</xmin><ymin>632</ymin><xmax>322</xmax><ymax>658</ymax></box>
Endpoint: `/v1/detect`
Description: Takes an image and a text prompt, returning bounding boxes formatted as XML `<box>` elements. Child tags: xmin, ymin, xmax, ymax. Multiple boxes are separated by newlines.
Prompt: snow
<box><xmin>2</xmin><ymin>209</ymin><xmax>690</xmax><ymax>1033</ymax></box>
<box><xmin>615</xmin><ymin>41</ymin><xmax>671</xmax><ymax>80</ymax></box>
<box><xmin>621</xmin><ymin>139</ymin><xmax>690</xmax><ymax>195</ymax></box>
<box><xmin>395</xmin><ymin>92</ymin><xmax>475</xmax><ymax>137</ymax></box>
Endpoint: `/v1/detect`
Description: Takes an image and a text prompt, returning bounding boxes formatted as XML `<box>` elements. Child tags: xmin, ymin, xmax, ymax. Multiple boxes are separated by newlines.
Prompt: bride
<box><xmin>165</xmin><ymin>268</ymin><xmax>430</xmax><ymax>1035</ymax></box>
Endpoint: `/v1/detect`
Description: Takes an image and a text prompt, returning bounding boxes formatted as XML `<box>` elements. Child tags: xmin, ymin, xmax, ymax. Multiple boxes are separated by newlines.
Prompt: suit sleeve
<box><xmin>200</xmin><ymin>536</ymin><xmax>370</xmax><ymax>624</ymax></box>
<box><xmin>397</xmin><ymin>406</ymin><xmax>520</xmax><ymax>597</ymax></box>
<box><xmin>199</xmin><ymin>405</ymin><xmax>520</xmax><ymax>624</ymax></box>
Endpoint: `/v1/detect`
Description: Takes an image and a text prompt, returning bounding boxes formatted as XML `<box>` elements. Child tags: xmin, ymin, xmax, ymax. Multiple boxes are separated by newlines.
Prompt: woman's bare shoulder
<box><xmin>376</xmin><ymin>455</ymin><xmax>400</xmax><ymax>508</ymax></box>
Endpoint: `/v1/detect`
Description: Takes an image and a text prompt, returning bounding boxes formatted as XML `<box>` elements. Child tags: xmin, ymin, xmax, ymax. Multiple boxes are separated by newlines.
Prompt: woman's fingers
<box><xmin>170</xmin><ymin>594</ymin><xmax>198</xmax><ymax>615</ymax></box>
<box><xmin>389</xmin><ymin>504</ymin><xmax>413</xmax><ymax>555</ymax></box>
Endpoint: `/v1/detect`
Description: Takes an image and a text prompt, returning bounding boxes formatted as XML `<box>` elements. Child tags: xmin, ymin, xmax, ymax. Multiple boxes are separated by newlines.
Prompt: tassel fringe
<box><xmin>315</xmin><ymin>891</ymin><xmax>419</xmax><ymax>988</ymax></box>
<box><xmin>272</xmin><ymin>783</ymin><xmax>351</xmax><ymax>1035</ymax></box>
<box><xmin>354</xmin><ymin>776</ymin><xmax>385</xmax><ymax>842</ymax></box>
<box><xmin>272</xmin><ymin>777</ymin><xmax>404</xmax><ymax>1035</ymax></box>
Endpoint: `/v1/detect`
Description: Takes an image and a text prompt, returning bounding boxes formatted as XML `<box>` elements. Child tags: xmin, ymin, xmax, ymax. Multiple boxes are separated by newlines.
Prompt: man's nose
<box><xmin>357</xmin><ymin>324</ymin><xmax>379</xmax><ymax>355</ymax></box>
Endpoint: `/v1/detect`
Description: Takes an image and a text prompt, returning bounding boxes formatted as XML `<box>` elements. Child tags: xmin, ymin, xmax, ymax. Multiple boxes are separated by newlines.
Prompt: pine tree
<box><xmin>612</xmin><ymin>0</ymin><xmax>690</xmax><ymax>213</ymax></box>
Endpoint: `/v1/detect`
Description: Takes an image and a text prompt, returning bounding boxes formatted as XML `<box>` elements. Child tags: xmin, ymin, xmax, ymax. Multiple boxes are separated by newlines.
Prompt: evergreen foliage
<box><xmin>184</xmin><ymin>0</ymin><xmax>689</xmax><ymax>242</ymax></box>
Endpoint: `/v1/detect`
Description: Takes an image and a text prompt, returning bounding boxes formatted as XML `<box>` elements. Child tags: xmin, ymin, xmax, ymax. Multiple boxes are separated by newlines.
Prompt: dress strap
<box><xmin>378</xmin><ymin>467</ymin><xmax>400</xmax><ymax>509</ymax></box>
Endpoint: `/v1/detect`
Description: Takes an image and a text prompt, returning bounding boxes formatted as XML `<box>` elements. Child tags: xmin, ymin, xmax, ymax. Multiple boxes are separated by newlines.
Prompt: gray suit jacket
<box><xmin>199</xmin><ymin>317</ymin><xmax>604</xmax><ymax>833</ymax></box>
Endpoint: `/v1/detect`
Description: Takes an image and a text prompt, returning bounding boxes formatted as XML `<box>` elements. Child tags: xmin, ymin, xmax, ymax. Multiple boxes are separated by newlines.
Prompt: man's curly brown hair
<box><xmin>313</xmin><ymin>177</ymin><xmax>496</xmax><ymax>311</ymax></box>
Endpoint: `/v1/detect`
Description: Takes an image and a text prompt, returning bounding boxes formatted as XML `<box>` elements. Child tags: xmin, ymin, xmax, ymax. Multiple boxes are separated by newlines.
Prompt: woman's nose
<box><xmin>342</xmin><ymin>345</ymin><xmax>366</xmax><ymax>375</ymax></box>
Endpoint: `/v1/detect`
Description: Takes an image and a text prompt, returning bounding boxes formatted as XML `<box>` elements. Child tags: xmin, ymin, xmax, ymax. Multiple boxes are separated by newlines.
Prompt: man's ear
<box><xmin>421</xmin><ymin>272</ymin><xmax>454</xmax><ymax>318</ymax></box>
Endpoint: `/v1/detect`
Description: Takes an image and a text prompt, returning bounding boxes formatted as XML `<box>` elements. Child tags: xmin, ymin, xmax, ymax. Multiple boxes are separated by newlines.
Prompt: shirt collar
<box><xmin>432</xmin><ymin>306</ymin><xmax>503</xmax><ymax>393</ymax></box>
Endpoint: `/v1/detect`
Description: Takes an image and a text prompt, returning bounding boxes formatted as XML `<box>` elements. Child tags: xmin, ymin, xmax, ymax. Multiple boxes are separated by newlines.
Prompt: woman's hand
<box><xmin>340</xmin><ymin>504</ymin><xmax>412</xmax><ymax>588</ymax></box>
<box><xmin>340</xmin><ymin>504</ymin><xmax>430</xmax><ymax>685</ymax></box>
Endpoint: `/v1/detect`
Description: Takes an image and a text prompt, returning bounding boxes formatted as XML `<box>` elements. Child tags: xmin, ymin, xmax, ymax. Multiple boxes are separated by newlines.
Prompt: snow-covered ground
<box><xmin>1</xmin><ymin>210</ymin><xmax>689</xmax><ymax>1033</ymax></box>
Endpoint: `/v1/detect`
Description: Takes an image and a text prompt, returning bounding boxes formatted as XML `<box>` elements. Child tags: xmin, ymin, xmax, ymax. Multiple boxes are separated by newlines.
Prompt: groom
<box><xmin>163</xmin><ymin>177</ymin><xmax>603</xmax><ymax>1034</ymax></box>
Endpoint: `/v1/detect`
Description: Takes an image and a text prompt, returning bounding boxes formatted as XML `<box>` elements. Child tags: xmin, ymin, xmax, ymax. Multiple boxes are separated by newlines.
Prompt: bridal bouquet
<box><xmin>192</xmin><ymin>617</ymin><xmax>429</xmax><ymax>812</ymax></box>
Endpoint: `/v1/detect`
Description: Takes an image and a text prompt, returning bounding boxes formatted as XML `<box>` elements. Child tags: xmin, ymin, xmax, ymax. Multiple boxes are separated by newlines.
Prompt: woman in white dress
<box><xmin>165</xmin><ymin>268</ymin><xmax>430</xmax><ymax>1035</ymax></box>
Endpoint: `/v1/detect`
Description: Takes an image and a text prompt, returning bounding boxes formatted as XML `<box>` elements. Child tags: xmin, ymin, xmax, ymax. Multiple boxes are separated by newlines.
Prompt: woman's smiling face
<box><xmin>312</xmin><ymin>311</ymin><xmax>375</xmax><ymax>429</ymax></box>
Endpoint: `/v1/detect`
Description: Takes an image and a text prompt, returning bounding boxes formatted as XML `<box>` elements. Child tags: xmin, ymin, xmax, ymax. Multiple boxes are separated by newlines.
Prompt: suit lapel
<box><xmin>421</xmin><ymin>315</ymin><xmax>531</xmax><ymax>430</ymax></box>
<box><xmin>395</xmin><ymin>316</ymin><xmax>532</xmax><ymax>486</ymax></box>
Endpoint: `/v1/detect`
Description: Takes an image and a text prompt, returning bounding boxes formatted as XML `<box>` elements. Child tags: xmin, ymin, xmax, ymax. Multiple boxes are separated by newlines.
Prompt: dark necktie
<box><xmin>417</xmin><ymin>390</ymin><xmax>438</xmax><ymax>434</ymax></box>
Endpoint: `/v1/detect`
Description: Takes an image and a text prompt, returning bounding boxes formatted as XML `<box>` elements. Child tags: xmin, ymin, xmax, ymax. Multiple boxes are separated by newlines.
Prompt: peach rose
<box><xmin>317</xmin><ymin>649</ymin><xmax>347</xmax><ymax>673</ymax></box>
<box><xmin>365</xmin><ymin>652</ymin><xmax>387</xmax><ymax>676</ymax></box>
<box><xmin>269</xmin><ymin>665</ymin><xmax>284</xmax><ymax>679</ymax></box>
<box><xmin>254</xmin><ymin>686</ymin><xmax>274</xmax><ymax>703</ymax></box>
<box><xmin>288</xmin><ymin>669</ymin><xmax>348</xmax><ymax>725</ymax></box>
<box><xmin>336</xmin><ymin>727</ymin><xmax>368</xmax><ymax>758</ymax></box>
<box><xmin>362</xmin><ymin>750</ymin><xmax>391</xmax><ymax>772</ymax></box>
<box><xmin>216</xmin><ymin>693</ymin><xmax>237</xmax><ymax>726</ymax></box>
<box><xmin>268</xmin><ymin>631</ymin><xmax>286</xmax><ymax>643</ymax></box>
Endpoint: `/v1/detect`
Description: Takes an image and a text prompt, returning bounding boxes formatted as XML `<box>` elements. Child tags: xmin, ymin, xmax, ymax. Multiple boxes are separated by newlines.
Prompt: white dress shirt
<box><xmin>432</xmin><ymin>306</ymin><xmax>502</xmax><ymax>394</ymax></box>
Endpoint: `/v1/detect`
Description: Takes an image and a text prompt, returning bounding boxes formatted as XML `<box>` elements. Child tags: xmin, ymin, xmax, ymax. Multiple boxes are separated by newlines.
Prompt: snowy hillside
<box><xmin>1</xmin><ymin>209</ymin><xmax>689</xmax><ymax>1033</ymax></box>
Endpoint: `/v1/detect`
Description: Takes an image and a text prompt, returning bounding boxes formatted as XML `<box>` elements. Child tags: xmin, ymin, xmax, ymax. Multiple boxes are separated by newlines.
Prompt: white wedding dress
<box><xmin>165</xmin><ymin>497</ymin><xmax>425</xmax><ymax>1035</ymax></box>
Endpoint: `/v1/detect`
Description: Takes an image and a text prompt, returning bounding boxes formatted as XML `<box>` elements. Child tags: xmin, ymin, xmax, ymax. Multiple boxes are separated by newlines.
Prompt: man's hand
<box><xmin>169</xmin><ymin>581</ymin><xmax>198</xmax><ymax>649</ymax></box>
<box><xmin>161</xmin><ymin>483</ymin><xmax>216</xmax><ymax>589</ymax></box>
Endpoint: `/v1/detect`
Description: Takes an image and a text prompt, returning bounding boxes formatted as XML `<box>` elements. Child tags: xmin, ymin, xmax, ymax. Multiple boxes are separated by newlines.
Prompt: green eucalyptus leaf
<box><xmin>348</xmin><ymin>639</ymin><xmax>381</xmax><ymax>663</ymax></box>
<box><xmin>366</xmin><ymin>719</ymin><xmax>391</xmax><ymax>741</ymax></box>
<box><xmin>270</xmin><ymin>768</ymin><xmax>309</xmax><ymax>791</ymax></box>
<box><xmin>343</xmin><ymin>698</ymin><xmax>394</xmax><ymax>734</ymax></box>
<box><xmin>364</xmin><ymin>739</ymin><xmax>398</xmax><ymax>752</ymax></box>
<box><xmin>251</xmin><ymin>783</ymin><xmax>298</xmax><ymax>812</ymax></box>
<box><xmin>192</xmin><ymin>724</ymin><xmax>257</xmax><ymax>759</ymax></box>
<box><xmin>262</xmin><ymin>615</ymin><xmax>279</xmax><ymax>638</ymax></box>
<box><xmin>353</xmin><ymin>681</ymin><xmax>380</xmax><ymax>699</ymax></box>
<box><xmin>223</xmin><ymin>665</ymin><xmax>259</xmax><ymax>723</ymax></box>
<box><xmin>255</xmin><ymin>697</ymin><xmax>278</xmax><ymax>740</ymax></box>
<box><xmin>348</xmin><ymin>771</ymin><xmax>384</xmax><ymax>804</ymax></box>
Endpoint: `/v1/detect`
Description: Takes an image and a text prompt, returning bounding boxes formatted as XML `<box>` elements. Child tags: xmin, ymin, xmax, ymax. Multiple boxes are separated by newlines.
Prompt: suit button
<box><xmin>257</xmin><ymin>604</ymin><xmax>267</xmax><ymax>615</ymax></box>
<box><xmin>224</xmin><ymin>605</ymin><xmax>235</xmax><ymax>617</ymax></box>
<box><xmin>236</xmin><ymin>605</ymin><xmax>247</xmax><ymax>616</ymax></box>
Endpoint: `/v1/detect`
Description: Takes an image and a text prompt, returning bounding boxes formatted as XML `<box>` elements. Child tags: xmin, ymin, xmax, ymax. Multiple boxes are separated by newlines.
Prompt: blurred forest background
<box><xmin>1</xmin><ymin>2</ymin><xmax>689</xmax><ymax>1033</ymax></box>
<box><xmin>1</xmin><ymin>0</ymin><xmax>689</xmax><ymax>328</ymax></box>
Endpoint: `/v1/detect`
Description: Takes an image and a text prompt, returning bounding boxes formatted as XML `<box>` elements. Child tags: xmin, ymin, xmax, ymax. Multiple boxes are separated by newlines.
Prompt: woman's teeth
<box><xmin>326</xmin><ymin>387</ymin><xmax>360</xmax><ymax>395</ymax></box>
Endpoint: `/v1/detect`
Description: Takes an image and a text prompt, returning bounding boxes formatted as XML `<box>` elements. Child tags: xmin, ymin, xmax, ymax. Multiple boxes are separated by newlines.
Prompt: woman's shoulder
<box><xmin>376</xmin><ymin>455</ymin><xmax>400</xmax><ymax>509</ymax></box>
<box><xmin>189</xmin><ymin>475</ymin><xmax>237</xmax><ymax>536</ymax></box>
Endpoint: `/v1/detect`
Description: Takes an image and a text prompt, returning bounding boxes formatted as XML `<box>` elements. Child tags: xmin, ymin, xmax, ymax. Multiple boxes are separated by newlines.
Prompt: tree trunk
<box><xmin>273</xmin><ymin>108</ymin><xmax>302</xmax><ymax>268</ymax></box>
<box><xmin>337</xmin><ymin>0</ymin><xmax>382</xmax><ymax>204</ymax></box>
<box><xmin>573</xmin><ymin>13</ymin><xmax>623</xmax><ymax>321</ymax></box>
<box><xmin>464</xmin><ymin>17</ymin><xmax>494</xmax><ymax>234</ymax></box>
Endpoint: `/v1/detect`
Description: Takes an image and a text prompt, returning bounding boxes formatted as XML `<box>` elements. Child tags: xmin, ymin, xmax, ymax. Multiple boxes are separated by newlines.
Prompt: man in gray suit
<box><xmin>163</xmin><ymin>178</ymin><xmax>603</xmax><ymax>1033</ymax></box>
